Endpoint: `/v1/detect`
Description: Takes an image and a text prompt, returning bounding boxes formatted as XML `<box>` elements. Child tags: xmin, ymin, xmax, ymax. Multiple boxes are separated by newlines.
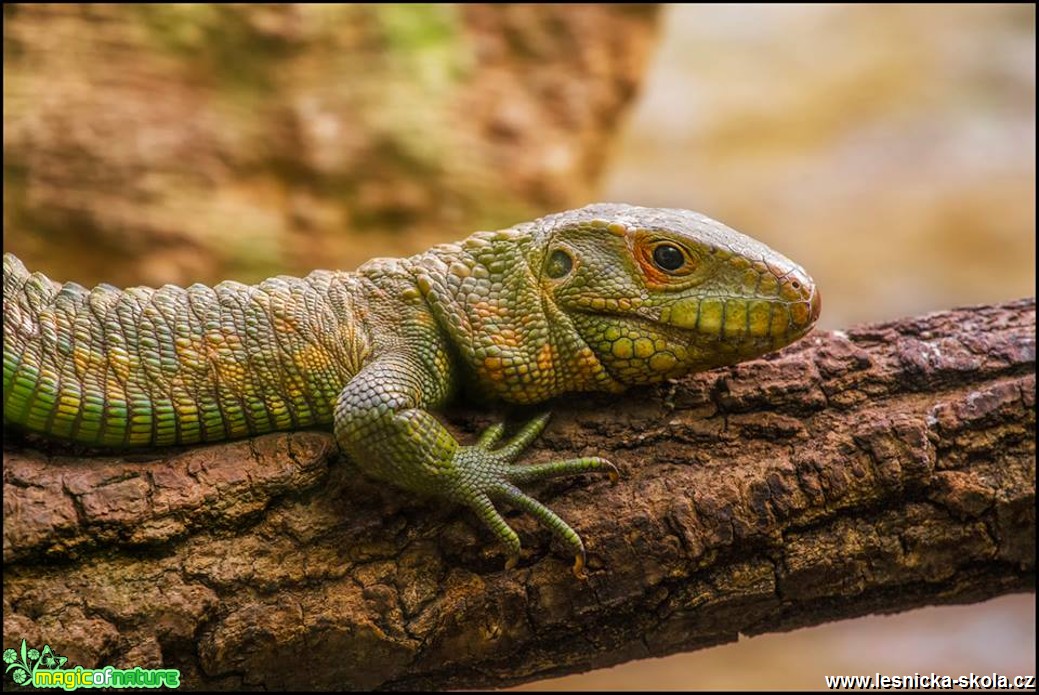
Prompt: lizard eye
<box><xmin>545</xmin><ymin>249</ymin><xmax>573</xmax><ymax>279</ymax></box>
<box><xmin>652</xmin><ymin>244</ymin><xmax>686</xmax><ymax>272</ymax></box>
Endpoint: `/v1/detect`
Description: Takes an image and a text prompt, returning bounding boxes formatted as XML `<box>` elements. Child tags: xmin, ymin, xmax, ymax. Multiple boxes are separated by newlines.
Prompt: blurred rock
<box><xmin>3</xmin><ymin>4</ymin><xmax>660</xmax><ymax>285</ymax></box>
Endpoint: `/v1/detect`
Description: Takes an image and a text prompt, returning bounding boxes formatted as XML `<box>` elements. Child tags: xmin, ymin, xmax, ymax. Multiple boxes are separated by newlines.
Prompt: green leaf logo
<box><xmin>4</xmin><ymin>639</ymin><xmax>68</xmax><ymax>686</ymax></box>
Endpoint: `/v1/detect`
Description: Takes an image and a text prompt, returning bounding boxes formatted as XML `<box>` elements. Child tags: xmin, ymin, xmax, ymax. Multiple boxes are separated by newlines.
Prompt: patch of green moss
<box><xmin>132</xmin><ymin>4</ymin><xmax>293</xmax><ymax>94</ymax></box>
<box><xmin>367</xmin><ymin>5</ymin><xmax>472</xmax><ymax>171</ymax></box>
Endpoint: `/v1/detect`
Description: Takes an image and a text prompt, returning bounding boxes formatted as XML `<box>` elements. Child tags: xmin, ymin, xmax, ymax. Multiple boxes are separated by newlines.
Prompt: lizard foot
<box><xmin>452</xmin><ymin>414</ymin><xmax>618</xmax><ymax>579</ymax></box>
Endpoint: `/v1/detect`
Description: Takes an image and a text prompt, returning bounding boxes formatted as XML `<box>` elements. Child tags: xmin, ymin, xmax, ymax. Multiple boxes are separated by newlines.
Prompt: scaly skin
<box><xmin>3</xmin><ymin>204</ymin><xmax>820</xmax><ymax>576</ymax></box>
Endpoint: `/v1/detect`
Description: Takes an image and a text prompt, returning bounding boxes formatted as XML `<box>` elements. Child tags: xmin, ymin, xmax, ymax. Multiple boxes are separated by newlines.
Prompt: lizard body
<box><xmin>3</xmin><ymin>204</ymin><xmax>820</xmax><ymax>574</ymax></box>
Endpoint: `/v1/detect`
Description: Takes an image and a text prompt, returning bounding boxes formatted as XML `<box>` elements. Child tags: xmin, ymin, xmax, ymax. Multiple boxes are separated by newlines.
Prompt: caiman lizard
<box><xmin>3</xmin><ymin>204</ymin><xmax>820</xmax><ymax>576</ymax></box>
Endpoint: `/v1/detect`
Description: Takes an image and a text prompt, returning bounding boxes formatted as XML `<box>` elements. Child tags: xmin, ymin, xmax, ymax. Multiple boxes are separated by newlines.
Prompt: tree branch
<box><xmin>3</xmin><ymin>299</ymin><xmax>1034</xmax><ymax>690</ymax></box>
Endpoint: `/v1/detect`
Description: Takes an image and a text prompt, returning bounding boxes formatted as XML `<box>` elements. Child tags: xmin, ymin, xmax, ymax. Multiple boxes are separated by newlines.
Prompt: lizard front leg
<box><xmin>333</xmin><ymin>352</ymin><xmax>617</xmax><ymax>577</ymax></box>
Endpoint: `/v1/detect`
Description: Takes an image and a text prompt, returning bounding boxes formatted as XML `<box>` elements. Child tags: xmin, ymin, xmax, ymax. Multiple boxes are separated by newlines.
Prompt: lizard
<box><xmin>3</xmin><ymin>203</ymin><xmax>820</xmax><ymax>577</ymax></box>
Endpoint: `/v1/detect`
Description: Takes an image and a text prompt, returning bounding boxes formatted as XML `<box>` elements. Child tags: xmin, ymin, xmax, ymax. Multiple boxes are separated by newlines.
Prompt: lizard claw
<box><xmin>448</xmin><ymin>414</ymin><xmax>614</xmax><ymax>575</ymax></box>
<box><xmin>572</xmin><ymin>552</ymin><xmax>588</xmax><ymax>580</ymax></box>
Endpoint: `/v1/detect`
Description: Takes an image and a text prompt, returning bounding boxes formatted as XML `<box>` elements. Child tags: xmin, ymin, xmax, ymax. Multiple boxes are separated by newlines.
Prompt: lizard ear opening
<box><xmin>545</xmin><ymin>248</ymin><xmax>574</xmax><ymax>279</ymax></box>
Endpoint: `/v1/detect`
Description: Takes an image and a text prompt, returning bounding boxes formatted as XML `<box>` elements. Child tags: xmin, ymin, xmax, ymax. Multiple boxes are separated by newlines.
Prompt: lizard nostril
<box><xmin>781</xmin><ymin>267</ymin><xmax>819</xmax><ymax>329</ymax></box>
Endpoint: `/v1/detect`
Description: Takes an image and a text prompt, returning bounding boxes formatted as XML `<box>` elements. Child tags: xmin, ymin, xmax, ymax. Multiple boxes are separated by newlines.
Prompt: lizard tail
<box><xmin>3</xmin><ymin>253</ymin><xmax>356</xmax><ymax>447</ymax></box>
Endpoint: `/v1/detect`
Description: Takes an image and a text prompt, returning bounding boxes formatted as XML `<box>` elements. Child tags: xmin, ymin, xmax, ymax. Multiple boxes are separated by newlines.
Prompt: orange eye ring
<box><xmin>636</xmin><ymin>239</ymin><xmax>698</xmax><ymax>284</ymax></box>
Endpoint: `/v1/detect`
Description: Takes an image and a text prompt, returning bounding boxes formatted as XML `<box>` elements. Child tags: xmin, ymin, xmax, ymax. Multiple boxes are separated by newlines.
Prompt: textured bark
<box><xmin>3</xmin><ymin>299</ymin><xmax>1035</xmax><ymax>690</ymax></box>
<box><xmin>3</xmin><ymin>4</ymin><xmax>661</xmax><ymax>287</ymax></box>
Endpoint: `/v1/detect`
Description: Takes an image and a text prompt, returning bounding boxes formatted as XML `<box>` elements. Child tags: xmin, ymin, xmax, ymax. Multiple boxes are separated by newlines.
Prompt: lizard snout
<box><xmin>809</xmin><ymin>282</ymin><xmax>822</xmax><ymax>325</ymax></box>
<box><xmin>783</xmin><ymin>263</ymin><xmax>820</xmax><ymax>335</ymax></box>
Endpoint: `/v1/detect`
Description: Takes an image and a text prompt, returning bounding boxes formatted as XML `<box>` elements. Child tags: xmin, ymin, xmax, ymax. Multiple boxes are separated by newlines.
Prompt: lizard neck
<box><xmin>408</xmin><ymin>229</ymin><xmax>623</xmax><ymax>405</ymax></box>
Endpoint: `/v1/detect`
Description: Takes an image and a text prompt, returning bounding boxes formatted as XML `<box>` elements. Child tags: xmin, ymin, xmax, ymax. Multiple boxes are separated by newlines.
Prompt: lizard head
<box><xmin>532</xmin><ymin>203</ymin><xmax>821</xmax><ymax>386</ymax></box>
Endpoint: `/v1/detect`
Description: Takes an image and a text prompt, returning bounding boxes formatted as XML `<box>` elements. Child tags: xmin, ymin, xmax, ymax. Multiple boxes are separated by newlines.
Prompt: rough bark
<box><xmin>3</xmin><ymin>3</ymin><xmax>661</xmax><ymax>287</ymax></box>
<box><xmin>3</xmin><ymin>298</ymin><xmax>1035</xmax><ymax>690</ymax></box>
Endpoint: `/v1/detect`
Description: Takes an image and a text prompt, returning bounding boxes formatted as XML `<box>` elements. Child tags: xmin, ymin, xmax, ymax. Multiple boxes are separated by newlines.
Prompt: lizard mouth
<box><xmin>572</xmin><ymin>294</ymin><xmax>816</xmax><ymax>347</ymax></box>
<box><xmin>568</xmin><ymin>292</ymin><xmax>817</xmax><ymax>383</ymax></box>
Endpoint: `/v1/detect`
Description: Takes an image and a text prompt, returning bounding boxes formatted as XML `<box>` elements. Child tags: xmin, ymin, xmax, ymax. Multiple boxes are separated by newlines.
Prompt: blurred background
<box><xmin>3</xmin><ymin>4</ymin><xmax>1034</xmax><ymax>689</ymax></box>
